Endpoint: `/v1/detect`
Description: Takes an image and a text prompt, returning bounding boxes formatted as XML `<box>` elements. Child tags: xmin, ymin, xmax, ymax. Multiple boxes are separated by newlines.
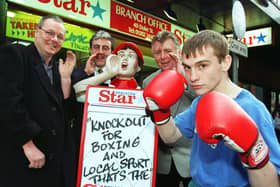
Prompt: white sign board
<box><xmin>77</xmin><ymin>86</ymin><xmax>157</xmax><ymax>187</ymax></box>
<box><xmin>227</xmin><ymin>27</ymin><xmax>272</xmax><ymax>48</ymax></box>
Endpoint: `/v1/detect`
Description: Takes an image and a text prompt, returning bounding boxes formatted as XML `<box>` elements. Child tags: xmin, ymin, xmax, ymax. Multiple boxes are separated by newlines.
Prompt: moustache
<box><xmin>95</xmin><ymin>53</ymin><xmax>106</xmax><ymax>59</ymax></box>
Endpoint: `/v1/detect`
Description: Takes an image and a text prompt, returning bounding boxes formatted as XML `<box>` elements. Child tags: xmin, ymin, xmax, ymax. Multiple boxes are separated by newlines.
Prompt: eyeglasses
<box><xmin>92</xmin><ymin>44</ymin><xmax>111</xmax><ymax>52</ymax></box>
<box><xmin>39</xmin><ymin>27</ymin><xmax>65</xmax><ymax>42</ymax></box>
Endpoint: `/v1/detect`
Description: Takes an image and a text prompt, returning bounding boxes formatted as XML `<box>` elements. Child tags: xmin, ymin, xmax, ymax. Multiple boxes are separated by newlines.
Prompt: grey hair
<box><xmin>89</xmin><ymin>30</ymin><xmax>115</xmax><ymax>50</ymax></box>
<box><xmin>37</xmin><ymin>15</ymin><xmax>64</xmax><ymax>29</ymax></box>
<box><xmin>152</xmin><ymin>30</ymin><xmax>180</xmax><ymax>51</ymax></box>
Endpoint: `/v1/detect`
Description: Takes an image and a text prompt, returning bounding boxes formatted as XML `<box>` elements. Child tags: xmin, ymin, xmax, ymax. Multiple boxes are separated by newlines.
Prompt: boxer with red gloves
<box><xmin>143</xmin><ymin>30</ymin><xmax>280</xmax><ymax>187</ymax></box>
<box><xmin>143</xmin><ymin>31</ymin><xmax>195</xmax><ymax>187</ymax></box>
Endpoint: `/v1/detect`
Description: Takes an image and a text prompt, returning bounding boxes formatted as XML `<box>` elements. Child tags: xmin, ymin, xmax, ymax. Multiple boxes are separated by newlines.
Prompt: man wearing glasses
<box><xmin>0</xmin><ymin>15</ymin><xmax>76</xmax><ymax>187</ymax></box>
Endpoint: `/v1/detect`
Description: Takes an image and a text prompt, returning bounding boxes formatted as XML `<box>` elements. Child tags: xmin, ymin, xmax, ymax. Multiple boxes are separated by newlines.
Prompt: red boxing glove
<box><xmin>195</xmin><ymin>91</ymin><xmax>269</xmax><ymax>169</ymax></box>
<box><xmin>143</xmin><ymin>70</ymin><xmax>187</xmax><ymax>125</ymax></box>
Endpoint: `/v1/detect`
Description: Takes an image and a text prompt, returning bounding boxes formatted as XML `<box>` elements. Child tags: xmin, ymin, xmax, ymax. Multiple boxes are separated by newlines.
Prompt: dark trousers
<box><xmin>156</xmin><ymin>159</ymin><xmax>191</xmax><ymax>187</ymax></box>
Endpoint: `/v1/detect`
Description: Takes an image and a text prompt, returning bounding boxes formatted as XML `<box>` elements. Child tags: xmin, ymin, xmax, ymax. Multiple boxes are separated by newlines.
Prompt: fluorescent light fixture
<box><xmin>163</xmin><ymin>4</ymin><xmax>177</xmax><ymax>21</ymax></box>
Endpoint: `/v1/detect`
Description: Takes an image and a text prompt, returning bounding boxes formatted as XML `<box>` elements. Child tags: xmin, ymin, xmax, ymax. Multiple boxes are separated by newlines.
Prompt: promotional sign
<box><xmin>171</xmin><ymin>24</ymin><xmax>195</xmax><ymax>46</ymax></box>
<box><xmin>77</xmin><ymin>86</ymin><xmax>157</xmax><ymax>187</ymax></box>
<box><xmin>6</xmin><ymin>10</ymin><xmax>39</xmax><ymax>42</ymax></box>
<box><xmin>110</xmin><ymin>0</ymin><xmax>171</xmax><ymax>41</ymax></box>
<box><xmin>6</xmin><ymin>9</ymin><xmax>94</xmax><ymax>53</ymax></box>
<box><xmin>7</xmin><ymin>0</ymin><xmax>110</xmax><ymax>29</ymax></box>
<box><xmin>226</xmin><ymin>27</ymin><xmax>272</xmax><ymax>48</ymax></box>
<box><xmin>64</xmin><ymin>24</ymin><xmax>94</xmax><ymax>52</ymax></box>
<box><xmin>7</xmin><ymin>0</ymin><xmax>194</xmax><ymax>43</ymax></box>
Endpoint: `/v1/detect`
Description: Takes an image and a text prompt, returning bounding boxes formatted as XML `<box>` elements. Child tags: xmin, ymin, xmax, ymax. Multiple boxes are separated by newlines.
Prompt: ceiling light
<box><xmin>163</xmin><ymin>4</ymin><xmax>177</xmax><ymax>21</ymax></box>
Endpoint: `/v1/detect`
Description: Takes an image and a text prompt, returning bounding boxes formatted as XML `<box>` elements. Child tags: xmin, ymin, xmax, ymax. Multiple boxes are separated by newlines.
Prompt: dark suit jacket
<box><xmin>0</xmin><ymin>44</ymin><xmax>76</xmax><ymax>187</ymax></box>
<box><xmin>71</xmin><ymin>66</ymin><xmax>109</xmax><ymax>151</ymax></box>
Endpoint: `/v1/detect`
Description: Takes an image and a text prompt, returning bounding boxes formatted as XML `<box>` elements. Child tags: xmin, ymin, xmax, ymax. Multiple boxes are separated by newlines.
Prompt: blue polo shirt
<box><xmin>175</xmin><ymin>89</ymin><xmax>280</xmax><ymax>187</ymax></box>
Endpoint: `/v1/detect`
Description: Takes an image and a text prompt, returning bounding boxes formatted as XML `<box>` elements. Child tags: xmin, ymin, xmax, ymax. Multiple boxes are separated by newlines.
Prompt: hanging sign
<box><xmin>7</xmin><ymin>0</ymin><xmax>110</xmax><ymax>29</ymax></box>
<box><xmin>7</xmin><ymin>0</ymin><xmax>194</xmax><ymax>43</ymax></box>
<box><xmin>229</xmin><ymin>38</ymin><xmax>248</xmax><ymax>57</ymax></box>
<box><xmin>226</xmin><ymin>27</ymin><xmax>272</xmax><ymax>48</ymax></box>
<box><xmin>171</xmin><ymin>24</ymin><xmax>195</xmax><ymax>46</ymax></box>
<box><xmin>76</xmin><ymin>86</ymin><xmax>157</xmax><ymax>187</ymax></box>
<box><xmin>110</xmin><ymin>0</ymin><xmax>171</xmax><ymax>41</ymax></box>
<box><xmin>6</xmin><ymin>9</ymin><xmax>94</xmax><ymax>53</ymax></box>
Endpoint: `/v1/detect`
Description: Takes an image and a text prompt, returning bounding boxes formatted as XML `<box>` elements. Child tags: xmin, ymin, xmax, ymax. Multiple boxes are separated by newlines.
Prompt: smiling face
<box><xmin>90</xmin><ymin>38</ymin><xmax>112</xmax><ymax>68</ymax></box>
<box><xmin>152</xmin><ymin>38</ymin><xmax>179</xmax><ymax>71</ymax></box>
<box><xmin>34</xmin><ymin>18</ymin><xmax>65</xmax><ymax>61</ymax></box>
<box><xmin>116</xmin><ymin>48</ymin><xmax>140</xmax><ymax>79</ymax></box>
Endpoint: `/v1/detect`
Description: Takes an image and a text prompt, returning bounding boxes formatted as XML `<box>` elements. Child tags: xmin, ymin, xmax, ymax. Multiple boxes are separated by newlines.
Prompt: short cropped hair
<box><xmin>182</xmin><ymin>30</ymin><xmax>229</xmax><ymax>62</ymax></box>
<box><xmin>89</xmin><ymin>30</ymin><xmax>115</xmax><ymax>50</ymax></box>
<box><xmin>37</xmin><ymin>15</ymin><xmax>64</xmax><ymax>29</ymax></box>
<box><xmin>152</xmin><ymin>30</ymin><xmax>180</xmax><ymax>51</ymax></box>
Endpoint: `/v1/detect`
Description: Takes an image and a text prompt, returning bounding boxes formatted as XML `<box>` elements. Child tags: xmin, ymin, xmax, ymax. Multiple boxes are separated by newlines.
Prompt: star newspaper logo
<box><xmin>91</xmin><ymin>0</ymin><xmax>106</xmax><ymax>21</ymax></box>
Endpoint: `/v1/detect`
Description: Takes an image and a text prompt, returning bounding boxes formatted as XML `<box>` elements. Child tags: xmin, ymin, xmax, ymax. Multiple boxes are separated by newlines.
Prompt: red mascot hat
<box><xmin>112</xmin><ymin>42</ymin><xmax>144</xmax><ymax>66</ymax></box>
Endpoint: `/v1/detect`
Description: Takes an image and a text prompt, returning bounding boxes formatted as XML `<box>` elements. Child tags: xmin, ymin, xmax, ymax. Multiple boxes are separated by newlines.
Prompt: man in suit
<box><xmin>70</xmin><ymin>30</ymin><xmax>115</xmax><ymax>162</ymax></box>
<box><xmin>143</xmin><ymin>31</ymin><xmax>195</xmax><ymax>187</ymax></box>
<box><xmin>0</xmin><ymin>15</ymin><xmax>76</xmax><ymax>187</ymax></box>
<box><xmin>71</xmin><ymin>30</ymin><xmax>115</xmax><ymax>86</ymax></box>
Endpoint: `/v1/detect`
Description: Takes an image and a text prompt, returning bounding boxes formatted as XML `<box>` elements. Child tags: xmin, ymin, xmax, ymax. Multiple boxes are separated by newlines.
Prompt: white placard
<box><xmin>77</xmin><ymin>86</ymin><xmax>157</xmax><ymax>187</ymax></box>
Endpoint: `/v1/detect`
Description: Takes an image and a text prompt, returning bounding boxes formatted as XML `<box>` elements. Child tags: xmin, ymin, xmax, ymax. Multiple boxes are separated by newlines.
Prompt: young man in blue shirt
<box><xmin>144</xmin><ymin>30</ymin><xmax>280</xmax><ymax>187</ymax></box>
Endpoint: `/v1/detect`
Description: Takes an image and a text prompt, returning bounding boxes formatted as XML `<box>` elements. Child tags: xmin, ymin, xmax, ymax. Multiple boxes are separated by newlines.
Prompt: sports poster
<box><xmin>76</xmin><ymin>86</ymin><xmax>157</xmax><ymax>187</ymax></box>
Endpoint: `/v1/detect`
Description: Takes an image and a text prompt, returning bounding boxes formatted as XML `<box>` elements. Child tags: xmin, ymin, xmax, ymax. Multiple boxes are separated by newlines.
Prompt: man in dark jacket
<box><xmin>0</xmin><ymin>15</ymin><xmax>76</xmax><ymax>187</ymax></box>
<box><xmin>71</xmin><ymin>30</ymin><xmax>115</xmax><ymax>153</ymax></box>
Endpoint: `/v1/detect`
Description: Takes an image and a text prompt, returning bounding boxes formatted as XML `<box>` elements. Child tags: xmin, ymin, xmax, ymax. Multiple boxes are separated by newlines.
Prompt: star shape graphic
<box><xmin>256</xmin><ymin>33</ymin><xmax>266</xmax><ymax>43</ymax></box>
<box><xmin>90</xmin><ymin>0</ymin><xmax>106</xmax><ymax>21</ymax></box>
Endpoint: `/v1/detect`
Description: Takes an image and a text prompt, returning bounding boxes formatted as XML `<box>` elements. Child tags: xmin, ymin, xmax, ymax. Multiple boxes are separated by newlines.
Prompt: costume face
<box><xmin>35</xmin><ymin>18</ymin><xmax>65</xmax><ymax>58</ymax></box>
<box><xmin>152</xmin><ymin>38</ymin><xmax>179</xmax><ymax>71</ymax></box>
<box><xmin>90</xmin><ymin>38</ymin><xmax>112</xmax><ymax>67</ymax></box>
<box><xmin>117</xmin><ymin>48</ymin><xmax>140</xmax><ymax>79</ymax></box>
<box><xmin>182</xmin><ymin>46</ymin><xmax>227</xmax><ymax>96</ymax></box>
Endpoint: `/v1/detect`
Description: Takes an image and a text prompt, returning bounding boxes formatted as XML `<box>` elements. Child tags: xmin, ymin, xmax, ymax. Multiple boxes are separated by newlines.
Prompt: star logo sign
<box><xmin>90</xmin><ymin>0</ymin><xmax>106</xmax><ymax>21</ymax></box>
<box><xmin>256</xmin><ymin>33</ymin><xmax>267</xmax><ymax>43</ymax></box>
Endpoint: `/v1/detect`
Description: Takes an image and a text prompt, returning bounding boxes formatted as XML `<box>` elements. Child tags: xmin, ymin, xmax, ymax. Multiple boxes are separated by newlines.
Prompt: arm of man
<box><xmin>196</xmin><ymin>92</ymin><xmax>279</xmax><ymax>186</ymax></box>
<box><xmin>84</xmin><ymin>54</ymin><xmax>97</xmax><ymax>75</ymax></box>
<box><xmin>143</xmin><ymin>70</ymin><xmax>186</xmax><ymax>143</ymax></box>
<box><xmin>0</xmin><ymin>44</ymin><xmax>42</xmax><ymax>166</ymax></box>
<box><xmin>156</xmin><ymin>117</ymin><xmax>183</xmax><ymax>144</ymax></box>
<box><xmin>22</xmin><ymin>140</ymin><xmax>45</xmax><ymax>168</ymax></box>
<box><xmin>59</xmin><ymin>50</ymin><xmax>76</xmax><ymax>99</ymax></box>
<box><xmin>73</xmin><ymin>72</ymin><xmax>113</xmax><ymax>93</ymax></box>
<box><xmin>248</xmin><ymin>162</ymin><xmax>279</xmax><ymax>187</ymax></box>
<box><xmin>73</xmin><ymin>54</ymin><xmax>120</xmax><ymax>94</ymax></box>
